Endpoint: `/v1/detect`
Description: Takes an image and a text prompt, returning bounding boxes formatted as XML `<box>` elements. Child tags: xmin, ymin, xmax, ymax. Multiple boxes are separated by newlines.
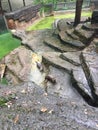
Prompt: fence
<box><xmin>1</xmin><ymin>0</ymin><xmax>91</xmax><ymax>13</ymax></box>
<box><xmin>54</xmin><ymin>1</ymin><xmax>90</xmax><ymax>11</ymax></box>
<box><xmin>0</xmin><ymin>15</ymin><xmax>8</xmax><ymax>34</ymax></box>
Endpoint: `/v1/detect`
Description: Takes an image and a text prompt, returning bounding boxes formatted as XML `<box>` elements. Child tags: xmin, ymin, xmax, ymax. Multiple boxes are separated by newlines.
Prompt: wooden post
<box><xmin>8</xmin><ymin>0</ymin><xmax>12</xmax><ymax>11</ymax></box>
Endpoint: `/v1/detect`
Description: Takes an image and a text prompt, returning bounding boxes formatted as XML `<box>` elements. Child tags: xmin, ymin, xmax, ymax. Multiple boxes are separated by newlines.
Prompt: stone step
<box><xmin>60</xmin><ymin>51</ymin><xmax>81</xmax><ymax>66</ymax></box>
<box><xmin>74</xmin><ymin>24</ymin><xmax>94</xmax><ymax>44</ymax></box>
<box><xmin>66</xmin><ymin>29</ymin><xmax>80</xmax><ymax>41</ymax></box>
<box><xmin>44</xmin><ymin>36</ymin><xmax>79</xmax><ymax>52</ymax></box>
<box><xmin>42</xmin><ymin>52</ymin><xmax>78</xmax><ymax>73</ymax></box>
<box><xmin>59</xmin><ymin>31</ymin><xmax>85</xmax><ymax>49</ymax></box>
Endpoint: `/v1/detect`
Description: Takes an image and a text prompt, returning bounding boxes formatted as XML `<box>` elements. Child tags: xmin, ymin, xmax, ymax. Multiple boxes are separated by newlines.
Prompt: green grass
<box><xmin>0</xmin><ymin>32</ymin><xmax>21</xmax><ymax>60</ymax></box>
<box><xmin>27</xmin><ymin>11</ymin><xmax>92</xmax><ymax>31</ymax></box>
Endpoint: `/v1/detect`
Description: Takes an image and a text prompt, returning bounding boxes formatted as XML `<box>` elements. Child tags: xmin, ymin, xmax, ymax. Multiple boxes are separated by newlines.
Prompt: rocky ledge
<box><xmin>0</xmin><ymin>19</ymin><xmax>98</xmax><ymax>129</ymax></box>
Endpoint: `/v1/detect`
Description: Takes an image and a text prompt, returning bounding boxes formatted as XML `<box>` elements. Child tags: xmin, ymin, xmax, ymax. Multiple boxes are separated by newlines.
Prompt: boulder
<box><xmin>3</xmin><ymin>46</ymin><xmax>45</xmax><ymax>85</ymax></box>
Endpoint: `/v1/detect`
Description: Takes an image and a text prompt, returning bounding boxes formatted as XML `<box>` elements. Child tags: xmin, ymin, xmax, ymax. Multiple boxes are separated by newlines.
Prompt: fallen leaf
<box><xmin>5</xmin><ymin>101</ymin><xmax>13</xmax><ymax>108</ymax></box>
<box><xmin>43</xmin><ymin>93</ymin><xmax>48</xmax><ymax>96</ymax></box>
<box><xmin>48</xmin><ymin>109</ymin><xmax>53</xmax><ymax>114</ymax></box>
<box><xmin>96</xmin><ymin>124</ymin><xmax>98</xmax><ymax>127</ymax></box>
<box><xmin>21</xmin><ymin>89</ymin><xmax>26</xmax><ymax>94</ymax></box>
<box><xmin>41</xmin><ymin>107</ymin><xmax>48</xmax><ymax>113</ymax></box>
<box><xmin>14</xmin><ymin>114</ymin><xmax>19</xmax><ymax>124</ymax></box>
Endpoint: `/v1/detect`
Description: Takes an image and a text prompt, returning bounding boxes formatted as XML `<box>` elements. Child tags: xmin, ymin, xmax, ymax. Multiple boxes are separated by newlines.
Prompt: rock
<box><xmin>57</xmin><ymin>19</ymin><xmax>73</xmax><ymax>31</ymax></box>
<box><xmin>71</xmin><ymin>67</ymin><xmax>95</xmax><ymax>106</ymax></box>
<box><xmin>66</xmin><ymin>29</ymin><xmax>79</xmax><ymax>40</ymax></box>
<box><xmin>82</xmin><ymin>22</ymin><xmax>94</xmax><ymax>31</ymax></box>
<box><xmin>81</xmin><ymin>49</ymin><xmax>98</xmax><ymax>101</ymax></box>
<box><xmin>22</xmin><ymin>29</ymin><xmax>56</xmax><ymax>52</ymax></box>
<box><xmin>44</xmin><ymin>36</ymin><xmax>79</xmax><ymax>52</ymax></box>
<box><xmin>52</xmin><ymin>19</ymin><xmax>60</xmax><ymax>30</ymax></box>
<box><xmin>60</xmin><ymin>51</ymin><xmax>81</xmax><ymax>66</ymax></box>
<box><xmin>59</xmin><ymin>31</ymin><xmax>85</xmax><ymax>49</ymax></box>
<box><xmin>46</xmin><ymin>66</ymin><xmax>84</xmax><ymax>101</ymax></box>
<box><xmin>12</xmin><ymin>29</ymin><xmax>26</xmax><ymax>40</ymax></box>
<box><xmin>3</xmin><ymin>46</ymin><xmax>45</xmax><ymax>85</ymax></box>
<box><xmin>42</xmin><ymin>52</ymin><xmax>78</xmax><ymax>73</ymax></box>
<box><xmin>74</xmin><ymin>24</ymin><xmax>94</xmax><ymax>44</ymax></box>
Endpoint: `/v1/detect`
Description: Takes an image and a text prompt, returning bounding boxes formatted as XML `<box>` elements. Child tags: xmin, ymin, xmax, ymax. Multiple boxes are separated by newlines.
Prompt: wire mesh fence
<box><xmin>0</xmin><ymin>15</ymin><xmax>8</xmax><ymax>34</ymax></box>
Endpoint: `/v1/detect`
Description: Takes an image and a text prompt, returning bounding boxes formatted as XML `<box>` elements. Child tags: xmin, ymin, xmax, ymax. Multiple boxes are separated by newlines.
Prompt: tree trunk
<box><xmin>74</xmin><ymin>0</ymin><xmax>83</xmax><ymax>26</ymax></box>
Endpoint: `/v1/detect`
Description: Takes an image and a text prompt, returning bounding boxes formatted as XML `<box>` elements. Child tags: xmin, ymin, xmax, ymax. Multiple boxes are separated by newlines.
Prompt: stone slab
<box><xmin>71</xmin><ymin>67</ymin><xmax>95</xmax><ymax>106</ymax></box>
<box><xmin>59</xmin><ymin>31</ymin><xmax>85</xmax><ymax>48</ymax></box>
<box><xmin>74</xmin><ymin>24</ymin><xmax>94</xmax><ymax>43</ymax></box>
<box><xmin>13</xmin><ymin>29</ymin><xmax>56</xmax><ymax>52</ymax></box>
<box><xmin>60</xmin><ymin>51</ymin><xmax>81</xmax><ymax>66</ymax></box>
<box><xmin>66</xmin><ymin>29</ymin><xmax>79</xmax><ymax>40</ymax></box>
<box><xmin>44</xmin><ymin>36</ymin><xmax>79</xmax><ymax>52</ymax></box>
<box><xmin>42</xmin><ymin>52</ymin><xmax>78</xmax><ymax>73</ymax></box>
<box><xmin>82</xmin><ymin>51</ymin><xmax>98</xmax><ymax>100</ymax></box>
<box><xmin>46</xmin><ymin>66</ymin><xmax>84</xmax><ymax>101</ymax></box>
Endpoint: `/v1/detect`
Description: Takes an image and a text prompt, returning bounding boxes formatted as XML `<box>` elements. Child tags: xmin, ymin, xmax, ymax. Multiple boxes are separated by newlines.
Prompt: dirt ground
<box><xmin>0</xmin><ymin>81</ymin><xmax>98</xmax><ymax>130</ymax></box>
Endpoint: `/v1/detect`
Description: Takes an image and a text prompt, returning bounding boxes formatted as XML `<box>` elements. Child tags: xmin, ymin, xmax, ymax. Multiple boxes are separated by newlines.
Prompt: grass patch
<box><xmin>0</xmin><ymin>78</ymin><xmax>8</xmax><ymax>85</ymax></box>
<box><xmin>0</xmin><ymin>32</ymin><xmax>21</xmax><ymax>60</ymax></box>
<box><xmin>27</xmin><ymin>11</ymin><xmax>92</xmax><ymax>31</ymax></box>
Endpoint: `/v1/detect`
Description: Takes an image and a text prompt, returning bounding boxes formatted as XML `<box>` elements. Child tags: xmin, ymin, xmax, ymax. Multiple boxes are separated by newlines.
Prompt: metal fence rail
<box><xmin>1</xmin><ymin>0</ymin><xmax>91</xmax><ymax>13</ymax></box>
<box><xmin>54</xmin><ymin>1</ymin><xmax>90</xmax><ymax>11</ymax></box>
<box><xmin>0</xmin><ymin>15</ymin><xmax>8</xmax><ymax>34</ymax></box>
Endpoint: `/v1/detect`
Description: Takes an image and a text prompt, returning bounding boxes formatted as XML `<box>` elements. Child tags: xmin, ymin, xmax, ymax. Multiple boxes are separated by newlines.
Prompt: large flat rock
<box><xmin>71</xmin><ymin>67</ymin><xmax>95</xmax><ymax>106</ymax></box>
<box><xmin>59</xmin><ymin>31</ymin><xmax>85</xmax><ymax>49</ymax></box>
<box><xmin>74</xmin><ymin>24</ymin><xmax>94</xmax><ymax>44</ymax></box>
<box><xmin>13</xmin><ymin>29</ymin><xmax>56</xmax><ymax>52</ymax></box>
<box><xmin>81</xmin><ymin>51</ymin><xmax>98</xmax><ymax>100</ymax></box>
<box><xmin>66</xmin><ymin>29</ymin><xmax>80</xmax><ymax>40</ymax></box>
<box><xmin>42</xmin><ymin>52</ymin><xmax>78</xmax><ymax>73</ymax></box>
<box><xmin>46</xmin><ymin>66</ymin><xmax>83</xmax><ymax>100</ymax></box>
<box><xmin>44</xmin><ymin>36</ymin><xmax>79</xmax><ymax>52</ymax></box>
<box><xmin>60</xmin><ymin>51</ymin><xmax>81</xmax><ymax>66</ymax></box>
